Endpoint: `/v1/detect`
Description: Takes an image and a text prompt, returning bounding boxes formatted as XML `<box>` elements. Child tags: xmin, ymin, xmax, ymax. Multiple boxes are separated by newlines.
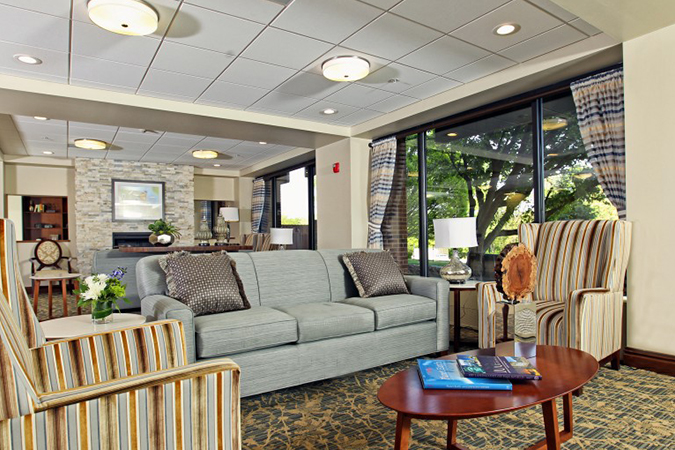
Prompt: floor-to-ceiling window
<box><xmin>406</xmin><ymin>86</ymin><xmax>616</xmax><ymax>279</ymax></box>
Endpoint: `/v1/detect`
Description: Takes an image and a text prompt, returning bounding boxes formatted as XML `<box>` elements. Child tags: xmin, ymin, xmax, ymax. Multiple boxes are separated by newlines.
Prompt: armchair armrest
<box><xmin>32</xmin><ymin>319</ymin><xmax>188</xmax><ymax>392</ymax></box>
<box><xmin>565</xmin><ymin>288</ymin><xmax>622</xmax><ymax>360</ymax></box>
<box><xmin>476</xmin><ymin>282</ymin><xmax>501</xmax><ymax>349</ymax></box>
<box><xmin>142</xmin><ymin>294</ymin><xmax>197</xmax><ymax>363</ymax></box>
<box><xmin>405</xmin><ymin>275</ymin><xmax>449</xmax><ymax>352</ymax></box>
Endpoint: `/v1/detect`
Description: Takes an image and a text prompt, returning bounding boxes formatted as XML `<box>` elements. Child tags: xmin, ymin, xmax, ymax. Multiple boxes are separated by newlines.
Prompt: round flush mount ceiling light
<box><xmin>542</xmin><ymin>117</ymin><xmax>568</xmax><ymax>131</ymax></box>
<box><xmin>192</xmin><ymin>149</ymin><xmax>219</xmax><ymax>159</ymax></box>
<box><xmin>493</xmin><ymin>23</ymin><xmax>521</xmax><ymax>36</ymax></box>
<box><xmin>321</xmin><ymin>108</ymin><xmax>338</xmax><ymax>115</ymax></box>
<box><xmin>33</xmin><ymin>116</ymin><xmax>49</xmax><ymax>121</ymax></box>
<box><xmin>14</xmin><ymin>54</ymin><xmax>42</xmax><ymax>65</ymax></box>
<box><xmin>322</xmin><ymin>56</ymin><xmax>370</xmax><ymax>82</ymax></box>
<box><xmin>74</xmin><ymin>138</ymin><xmax>108</xmax><ymax>150</ymax></box>
<box><xmin>87</xmin><ymin>0</ymin><xmax>159</xmax><ymax>36</ymax></box>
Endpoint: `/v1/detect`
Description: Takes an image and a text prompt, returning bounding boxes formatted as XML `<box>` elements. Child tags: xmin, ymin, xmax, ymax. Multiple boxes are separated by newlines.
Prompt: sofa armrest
<box><xmin>142</xmin><ymin>294</ymin><xmax>197</xmax><ymax>363</ymax></box>
<box><xmin>405</xmin><ymin>275</ymin><xmax>449</xmax><ymax>352</ymax></box>
<box><xmin>565</xmin><ymin>288</ymin><xmax>621</xmax><ymax>360</ymax></box>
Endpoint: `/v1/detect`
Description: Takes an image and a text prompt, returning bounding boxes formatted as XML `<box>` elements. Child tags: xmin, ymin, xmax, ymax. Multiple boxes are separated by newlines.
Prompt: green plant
<box><xmin>148</xmin><ymin>219</ymin><xmax>182</xmax><ymax>238</ymax></box>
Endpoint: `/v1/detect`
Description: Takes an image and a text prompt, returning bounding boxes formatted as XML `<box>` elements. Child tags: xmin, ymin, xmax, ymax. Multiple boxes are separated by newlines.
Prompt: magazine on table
<box><xmin>417</xmin><ymin>359</ymin><xmax>513</xmax><ymax>391</ymax></box>
<box><xmin>456</xmin><ymin>355</ymin><xmax>542</xmax><ymax>380</ymax></box>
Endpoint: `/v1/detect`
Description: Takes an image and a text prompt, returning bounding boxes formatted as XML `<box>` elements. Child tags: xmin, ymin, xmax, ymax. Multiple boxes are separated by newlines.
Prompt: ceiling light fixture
<box><xmin>42</xmin><ymin>151</ymin><xmax>54</xmax><ymax>155</ymax></box>
<box><xmin>33</xmin><ymin>116</ymin><xmax>49</xmax><ymax>121</ymax></box>
<box><xmin>321</xmin><ymin>108</ymin><xmax>338</xmax><ymax>115</ymax></box>
<box><xmin>542</xmin><ymin>117</ymin><xmax>568</xmax><ymax>131</ymax></box>
<box><xmin>258</xmin><ymin>141</ymin><xmax>267</xmax><ymax>145</ymax></box>
<box><xmin>14</xmin><ymin>54</ymin><xmax>42</xmax><ymax>65</ymax></box>
<box><xmin>322</xmin><ymin>56</ymin><xmax>370</xmax><ymax>82</ymax></box>
<box><xmin>192</xmin><ymin>149</ymin><xmax>218</xmax><ymax>159</ymax></box>
<box><xmin>74</xmin><ymin>138</ymin><xmax>108</xmax><ymax>150</ymax></box>
<box><xmin>446</xmin><ymin>132</ymin><xmax>458</xmax><ymax>137</ymax></box>
<box><xmin>87</xmin><ymin>0</ymin><xmax>159</xmax><ymax>36</ymax></box>
<box><xmin>493</xmin><ymin>23</ymin><xmax>521</xmax><ymax>36</ymax></box>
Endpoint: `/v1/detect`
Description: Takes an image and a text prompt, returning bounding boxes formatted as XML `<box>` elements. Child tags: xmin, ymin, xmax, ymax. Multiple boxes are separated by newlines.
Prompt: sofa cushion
<box><xmin>194</xmin><ymin>306</ymin><xmax>298</xmax><ymax>358</ymax></box>
<box><xmin>275</xmin><ymin>303</ymin><xmax>374</xmax><ymax>343</ymax></box>
<box><xmin>341</xmin><ymin>294</ymin><xmax>437</xmax><ymax>330</ymax></box>
<box><xmin>342</xmin><ymin>251</ymin><xmax>410</xmax><ymax>298</ymax></box>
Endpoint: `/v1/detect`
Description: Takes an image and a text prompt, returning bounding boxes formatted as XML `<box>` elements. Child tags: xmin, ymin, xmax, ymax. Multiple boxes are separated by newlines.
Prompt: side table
<box><xmin>40</xmin><ymin>313</ymin><xmax>147</xmax><ymax>340</ymax></box>
<box><xmin>30</xmin><ymin>273</ymin><xmax>81</xmax><ymax>319</ymax></box>
<box><xmin>448</xmin><ymin>280</ymin><xmax>478</xmax><ymax>353</ymax></box>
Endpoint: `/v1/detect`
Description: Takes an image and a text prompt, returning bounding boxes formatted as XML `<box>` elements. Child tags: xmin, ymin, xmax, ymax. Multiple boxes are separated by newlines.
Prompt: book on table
<box><xmin>417</xmin><ymin>359</ymin><xmax>512</xmax><ymax>391</ymax></box>
<box><xmin>456</xmin><ymin>355</ymin><xmax>542</xmax><ymax>380</ymax></box>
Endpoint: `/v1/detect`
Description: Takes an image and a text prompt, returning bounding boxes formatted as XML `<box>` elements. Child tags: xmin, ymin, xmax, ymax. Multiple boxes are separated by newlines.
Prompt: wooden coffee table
<box><xmin>378</xmin><ymin>343</ymin><xmax>599</xmax><ymax>449</ymax></box>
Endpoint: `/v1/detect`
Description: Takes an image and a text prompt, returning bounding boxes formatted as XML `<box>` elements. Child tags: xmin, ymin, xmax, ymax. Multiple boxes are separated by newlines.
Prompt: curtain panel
<box><xmin>251</xmin><ymin>178</ymin><xmax>268</xmax><ymax>233</ymax></box>
<box><xmin>367</xmin><ymin>137</ymin><xmax>397</xmax><ymax>249</ymax></box>
<box><xmin>571</xmin><ymin>67</ymin><xmax>626</xmax><ymax>218</ymax></box>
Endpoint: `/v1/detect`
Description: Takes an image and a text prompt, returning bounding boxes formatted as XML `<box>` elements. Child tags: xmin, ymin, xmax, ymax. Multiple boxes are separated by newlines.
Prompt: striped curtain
<box><xmin>571</xmin><ymin>68</ymin><xmax>626</xmax><ymax>218</ymax></box>
<box><xmin>367</xmin><ymin>137</ymin><xmax>397</xmax><ymax>249</ymax></box>
<box><xmin>251</xmin><ymin>178</ymin><xmax>268</xmax><ymax>233</ymax></box>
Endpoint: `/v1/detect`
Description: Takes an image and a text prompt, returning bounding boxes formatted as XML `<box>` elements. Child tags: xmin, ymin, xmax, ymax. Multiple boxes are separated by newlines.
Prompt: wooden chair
<box><xmin>30</xmin><ymin>239</ymin><xmax>74</xmax><ymax>277</ymax></box>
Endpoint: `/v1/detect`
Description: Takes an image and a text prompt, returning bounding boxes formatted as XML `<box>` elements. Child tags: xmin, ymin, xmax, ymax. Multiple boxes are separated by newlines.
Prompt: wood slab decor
<box><xmin>495</xmin><ymin>243</ymin><xmax>537</xmax><ymax>301</ymax></box>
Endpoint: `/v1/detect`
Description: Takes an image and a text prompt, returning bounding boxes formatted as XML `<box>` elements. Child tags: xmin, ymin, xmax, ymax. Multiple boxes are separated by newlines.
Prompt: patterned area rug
<box><xmin>241</xmin><ymin>360</ymin><xmax>675</xmax><ymax>449</ymax></box>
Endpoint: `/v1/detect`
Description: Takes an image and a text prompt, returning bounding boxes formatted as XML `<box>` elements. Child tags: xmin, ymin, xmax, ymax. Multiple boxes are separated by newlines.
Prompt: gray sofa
<box><xmin>138</xmin><ymin>249</ymin><xmax>449</xmax><ymax>397</ymax></box>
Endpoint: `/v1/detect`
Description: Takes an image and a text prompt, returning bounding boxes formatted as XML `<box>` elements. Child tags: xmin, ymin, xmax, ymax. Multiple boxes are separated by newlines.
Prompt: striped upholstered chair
<box><xmin>477</xmin><ymin>220</ymin><xmax>631</xmax><ymax>366</ymax></box>
<box><xmin>0</xmin><ymin>219</ymin><xmax>241</xmax><ymax>449</ymax></box>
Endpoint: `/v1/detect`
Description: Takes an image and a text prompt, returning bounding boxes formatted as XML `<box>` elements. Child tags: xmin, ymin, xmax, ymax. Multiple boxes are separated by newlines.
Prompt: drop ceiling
<box><xmin>0</xmin><ymin>0</ymin><xmax>609</xmax><ymax>169</ymax></box>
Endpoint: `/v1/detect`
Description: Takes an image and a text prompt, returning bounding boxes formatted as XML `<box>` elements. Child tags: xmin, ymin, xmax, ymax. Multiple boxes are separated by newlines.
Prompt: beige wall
<box><xmin>315</xmin><ymin>138</ymin><xmax>370</xmax><ymax>249</ymax></box>
<box><xmin>194</xmin><ymin>175</ymin><xmax>235</xmax><ymax>201</ymax></box>
<box><xmin>624</xmin><ymin>23</ymin><xmax>675</xmax><ymax>356</ymax></box>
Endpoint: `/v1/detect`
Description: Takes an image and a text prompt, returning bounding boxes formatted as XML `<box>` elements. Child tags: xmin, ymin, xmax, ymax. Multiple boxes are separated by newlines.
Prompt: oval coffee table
<box><xmin>378</xmin><ymin>343</ymin><xmax>599</xmax><ymax>450</ymax></box>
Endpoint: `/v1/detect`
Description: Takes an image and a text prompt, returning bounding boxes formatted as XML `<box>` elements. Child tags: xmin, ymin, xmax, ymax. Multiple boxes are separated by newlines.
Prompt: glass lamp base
<box><xmin>440</xmin><ymin>249</ymin><xmax>472</xmax><ymax>284</ymax></box>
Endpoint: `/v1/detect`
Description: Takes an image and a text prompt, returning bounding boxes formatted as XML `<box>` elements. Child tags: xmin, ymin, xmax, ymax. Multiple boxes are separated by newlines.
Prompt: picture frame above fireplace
<box><xmin>112</xmin><ymin>180</ymin><xmax>165</xmax><ymax>222</ymax></box>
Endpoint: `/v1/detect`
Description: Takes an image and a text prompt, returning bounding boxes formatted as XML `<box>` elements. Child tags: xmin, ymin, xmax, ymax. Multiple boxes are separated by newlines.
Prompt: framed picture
<box><xmin>112</xmin><ymin>180</ymin><xmax>165</xmax><ymax>221</ymax></box>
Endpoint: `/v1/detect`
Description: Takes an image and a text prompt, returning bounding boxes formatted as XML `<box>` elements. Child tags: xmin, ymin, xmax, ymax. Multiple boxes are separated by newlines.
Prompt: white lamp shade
<box><xmin>270</xmin><ymin>228</ymin><xmax>293</xmax><ymax>245</ymax></box>
<box><xmin>433</xmin><ymin>217</ymin><xmax>478</xmax><ymax>249</ymax></box>
<box><xmin>219</xmin><ymin>207</ymin><xmax>239</xmax><ymax>222</ymax></box>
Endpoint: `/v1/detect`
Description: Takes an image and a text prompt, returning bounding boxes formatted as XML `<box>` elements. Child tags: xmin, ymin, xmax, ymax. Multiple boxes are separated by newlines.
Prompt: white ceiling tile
<box><xmin>402</xmin><ymin>76</ymin><xmax>461</xmax><ymax>99</ymax></box>
<box><xmin>136</xmin><ymin>89</ymin><xmax>199</xmax><ymax>103</ymax></box>
<box><xmin>15</xmin><ymin>121</ymin><xmax>66</xmax><ymax>134</ymax></box>
<box><xmin>0</xmin><ymin>41</ymin><xmax>68</xmax><ymax>79</ymax></box>
<box><xmin>526</xmin><ymin>0</ymin><xmax>577</xmax><ymax>22</ymax></box>
<box><xmin>113</xmin><ymin>130</ymin><xmax>162</xmax><ymax>144</ymax></box>
<box><xmin>272</xmin><ymin>0</ymin><xmax>382</xmax><ymax>43</ymax></box>
<box><xmin>359</xmin><ymin>0</ymin><xmax>402</xmax><ymax>10</ymax></box>
<box><xmin>195</xmin><ymin>137</ymin><xmax>242</xmax><ymax>151</ymax></box>
<box><xmin>276</xmin><ymin>71</ymin><xmax>346</xmax><ymax>99</ymax></box>
<box><xmin>357</xmin><ymin>62</ymin><xmax>435</xmax><ymax>93</ymax></box>
<box><xmin>151</xmin><ymin>41</ymin><xmax>235</xmax><ymax>79</ymax></box>
<box><xmin>323</xmin><ymin>83</ymin><xmax>393</xmax><ymax>108</ymax></box>
<box><xmin>499</xmin><ymin>24</ymin><xmax>586</xmax><ymax>63</ymax></box>
<box><xmin>139</xmin><ymin>69</ymin><xmax>212</xmax><ymax>100</ymax></box>
<box><xmin>292</xmin><ymin>100</ymin><xmax>360</xmax><ymax>122</ymax></box>
<box><xmin>0</xmin><ymin>0</ymin><xmax>71</xmax><ymax>18</ymax></box>
<box><xmin>72</xmin><ymin>21</ymin><xmax>161</xmax><ymax>66</ymax></box>
<box><xmin>106</xmin><ymin>151</ymin><xmax>144</xmax><ymax>161</ymax></box>
<box><xmin>13</xmin><ymin>115</ymin><xmax>67</xmax><ymax>126</ymax></box>
<box><xmin>0</xmin><ymin>68</ymin><xmax>66</xmax><ymax>84</ymax></box>
<box><xmin>303</xmin><ymin>46</ymin><xmax>391</xmax><ymax>77</ymax></box>
<box><xmin>445</xmin><ymin>54</ymin><xmax>515</xmax><ymax>83</ymax></box>
<box><xmin>184</xmin><ymin>0</ymin><xmax>284</xmax><ymax>24</ymax></box>
<box><xmin>252</xmin><ymin>91</ymin><xmax>318</xmax><ymax>114</ymax></box>
<box><xmin>391</xmin><ymin>0</ymin><xmax>509</xmax><ymax>33</ymax></box>
<box><xmin>71</xmin><ymin>0</ymin><xmax>180</xmax><ymax>37</ymax></box>
<box><xmin>241</xmin><ymin>28</ymin><xmax>333</xmax><ymax>70</ymax></box>
<box><xmin>68</xmin><ymin>125</ymin><xmax>117</xmax><ymax>142</ymax></box>
<box><xmin>141</xmin><ymin>154</ymin><xmax>178</xmax><ymax>163</ymax></box>
<box><xmin>68</xmin><ymin>148</ymin><xmax>106</xmax><ymax>159</ymax></box>
<box><xmin>361</xmin><ymin>94</ymin><xmax>417</xmax><ymax>113</ymax></box>
<box><xmin>198</xmin><ymin>80</ymin><xmax>269</xmax><ymax>107</ymax></box>
<box><xmin>147</xmin><ymin>144</ymin><xmax>192</xmax><ymax>155</ymax></box>
<box><xmin>451</xmin><ymin>0</ymin><xmax>563</xmax><ymax>52</ymax></box>
<box><xmin>569</xmin><ymin>18</ymin><xmax>602</xmax><ymax>36</ymax></box>
<box><xmin>69</xmin><ymin>79</ymin><xmax>138</xmax><ymax>94</ymax></box>
<box><xmin>398</xmin><ymin>36</ymin><xmax>490</xmax><ymax>75</ymax></box>
<box><xmin>165</xmin><ymin>4</ymin><xmax>264</xmax><ymax>55</ymax></box>
<box><xmin>71</xmin><ymin>55</ymin><xmax>146</xmax><ymax>90</ymax></box>
<box><xmin>218</xmin><ymin>58</ymin><xmax>296</xmax><ymax>89</ymax></box>
<box><xmin>27</xmin><ymin>149</ymin><xmax>68</xmax><ymax>158</ymax></box>
<box><xmin>0</xmin><ymin>5</ymin><xmax>69</xmax><ymax>52</ymax></box>
<box><xmin>342</xmin><ymin>13</ymin><xmax>442</xmax><ymax>60</ymax></box>
<box><xmin>331</xmin><ymin>108</ymin><xmax>382</xmax><ymax>125</ymax></box>
<box><xmin>69</xmin><ymin>122</ymin><xmax>118</xmax><ymax>132</ymax></box>
<box><xmin>194</xmin><ymin>99</ymin><xmax>247</xmax><ymax>110</ymax></box>
<box><xmin>155</xmin><ymin>133</ymin><xmax>205</xmax><ymax>147</ymax></box>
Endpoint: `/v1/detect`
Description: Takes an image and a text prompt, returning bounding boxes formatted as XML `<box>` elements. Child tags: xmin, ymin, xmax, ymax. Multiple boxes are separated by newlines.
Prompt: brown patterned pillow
<box><xmin>342</xmin><ymin>251</ymin><xmax>410</xmax><ymax>298</ymax></box>
<box><xmin>159</xmin><ymin>251</ymin><xmax>250</xmax><ymax>316</ymax></box>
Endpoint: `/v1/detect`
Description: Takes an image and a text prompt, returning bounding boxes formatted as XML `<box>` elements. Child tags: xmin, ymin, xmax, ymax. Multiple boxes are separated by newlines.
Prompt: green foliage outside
<box><xmin>281</xmin><ymin>215</ymin><xmax>308</xmax><ymax>225</ymax></box>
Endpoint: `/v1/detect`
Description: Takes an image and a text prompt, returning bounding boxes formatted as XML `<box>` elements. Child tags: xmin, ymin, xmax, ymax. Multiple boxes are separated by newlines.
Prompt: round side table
<box><xmin>30</xmin><ymin>272</ymin><xmax>81</xmax><ymax>319</ymax></box>
<box><xmin>40</xmin><ymin>313</ymin><xmax>147</xmax><ymax>340</ymax></box>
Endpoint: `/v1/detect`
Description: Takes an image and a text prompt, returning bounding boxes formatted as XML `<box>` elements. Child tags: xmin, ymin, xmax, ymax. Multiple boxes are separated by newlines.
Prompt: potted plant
<box><xmin>76</xmin><ymin>267</ymin><xmax>130</xmax><ymax>324</ymax></box>
<box><xmin>148</xmin><ymin>219</ymin><xmax>181</xmax><ymax>246</ymax></box>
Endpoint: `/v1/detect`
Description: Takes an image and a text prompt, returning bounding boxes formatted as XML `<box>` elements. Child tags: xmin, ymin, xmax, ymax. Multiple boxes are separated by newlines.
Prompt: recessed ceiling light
<box><xmin>74</xmin><ymin>138</ymin><xmax>108</xmax><ymax>150</ymax></box>
<box><xmin>447</xmin><ymin>132</ymin><xmax>458</xmax><ymax>137</ymax></box>
<box><xmin>493</xmin><ymin>23</ymin><xmax>521</xmax><ymax>36</ymax></box>
<box><xmin>542</xmin><ymin>117</ymin><xmax>568</xmax><ymax>131</ymax></box>
<box><xmin>213</xmin><ymin>164</ymin><xmax>221</xmax><ymax>167</ymax></box>
<box><xmin>87</xmin><ymin>0</ymin><xmax>159</xmax><ymax>36</ymax></box>
<box><xmin>321</xmin><ymin>108</ymin><xmax>338</xmax><ymax>115</ymax></box>
<box><xmin>33</xmin><ymin>116</ymin><xmax>49</xmax><ymax>121</ymax></box>
<box><xmin>42</xmin><ymin>151</ymin><xmax>54</xmax><ymax>155</ymax></box>
<box><xmin>259</xmin><ymin>141</ymin><xmax>267</xmax><ymax>145</ymax></box>
<box><xmin>192</xmin><ymin>149</ymin><xmax>218</xmax><ymax>159</ymax></box>
<box><xmin>14</xmin><ymin>54</ymin><xmax>42</xmax><ymax>65</ymax></box>
<box><xmin>322</xmin><ymin>56</ymin><xmax>370</xmax><ymax>82</ymax></box>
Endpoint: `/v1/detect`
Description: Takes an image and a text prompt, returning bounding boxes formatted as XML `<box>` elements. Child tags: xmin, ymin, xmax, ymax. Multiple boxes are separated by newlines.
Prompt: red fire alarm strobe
<box><xmin>333</xmin><ymin>162</ymin><xmax>340</xmax><ymax>173</ymax></box>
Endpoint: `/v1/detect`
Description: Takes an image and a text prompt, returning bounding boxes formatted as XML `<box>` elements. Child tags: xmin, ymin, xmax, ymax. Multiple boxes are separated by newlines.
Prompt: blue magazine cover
<box><xmin>417</xmin><ymin>359</ymin><xmax>513</xmax><ymax>391</ymax></box>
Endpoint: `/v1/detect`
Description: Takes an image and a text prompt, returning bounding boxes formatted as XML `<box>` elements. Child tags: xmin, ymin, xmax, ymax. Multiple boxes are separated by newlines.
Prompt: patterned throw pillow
<box><xmin>159</xmin><ymin>251</ymin><xmax>250</xmax><ymax>316</ymax></box>
<box><xmin>342</xmin><ymin>251</ymin><xmax>410</xmax><ymax>298</ymax></box>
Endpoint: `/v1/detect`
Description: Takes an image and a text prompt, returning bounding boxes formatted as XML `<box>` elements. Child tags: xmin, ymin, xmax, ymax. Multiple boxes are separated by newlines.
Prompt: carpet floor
<box><xmin>241</xmin><ymin>359</ymin><xmax>675</xmax><ymax>449</ymax></box>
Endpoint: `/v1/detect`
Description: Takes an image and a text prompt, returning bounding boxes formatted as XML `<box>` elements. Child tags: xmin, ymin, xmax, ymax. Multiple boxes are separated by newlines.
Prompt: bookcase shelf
<box><xmin>16</xmin><ymin>196</ymin><xmax>69</xmax><ymax>241</ymax></box>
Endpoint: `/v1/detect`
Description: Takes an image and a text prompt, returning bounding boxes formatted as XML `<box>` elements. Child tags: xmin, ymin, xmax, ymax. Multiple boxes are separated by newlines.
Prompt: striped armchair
<box><xmin>477</xmin><ymin>220</ymin><xmax>631</xmax><ymax>365</ymax></box>
<box><xmin>0</xmin><ymin>219</ymin><xmax>241</xmax><ymax>449</ymax></box>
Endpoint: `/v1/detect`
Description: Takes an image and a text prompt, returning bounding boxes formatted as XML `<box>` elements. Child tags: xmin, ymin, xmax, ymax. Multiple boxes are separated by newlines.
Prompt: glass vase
<box><xmin>92</xmin><ymin>301</ymin><xmax>114</xmax><ymax>324</ymax></box>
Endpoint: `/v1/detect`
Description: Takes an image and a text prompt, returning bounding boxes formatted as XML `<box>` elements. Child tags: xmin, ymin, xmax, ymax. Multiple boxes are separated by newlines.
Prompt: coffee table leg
<box><xmin>47</xmin><ymin>280</ymin><xmax>53</xmax><ymax>319</ymax></box>
<box><xmin>447</xmin><ymin>419</ymin><xmax>468</xmax><ymax>450</ymax></box>
<box><xmin>563</xmin><ymin>393</ymin><xmax>573</xmax><ymax>435</ymax></box>
<box><xmin>32</xmin><ymin>280</ymin><xmax>40</xmax><ymax>313</ymax></box>
<box><xmin>527</xmin><ymin>394</ymin><xmax>574</xmax><ymax>450</ymax></box>
<box><xmin>394</xmin><ymin>412</ymin><xmax>411</xmax><ymax>450</ymax></box>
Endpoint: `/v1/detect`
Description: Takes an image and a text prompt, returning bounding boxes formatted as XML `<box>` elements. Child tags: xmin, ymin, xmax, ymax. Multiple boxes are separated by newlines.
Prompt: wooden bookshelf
<box><xmin>19</xmin><ymin>196</ymin><xmax>69</xmax><ymax>242</ymax></box>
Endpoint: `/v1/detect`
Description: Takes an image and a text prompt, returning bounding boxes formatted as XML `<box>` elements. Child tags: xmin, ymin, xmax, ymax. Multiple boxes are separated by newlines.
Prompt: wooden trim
<box><xmin>623</xmin><ymin>347</ymin><xmax>675</xmax><ymax>377</ymax></box>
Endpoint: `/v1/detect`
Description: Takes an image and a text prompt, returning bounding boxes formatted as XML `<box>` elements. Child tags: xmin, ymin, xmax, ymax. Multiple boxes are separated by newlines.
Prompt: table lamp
<box><xmin>215</xmin><ymin>207</ymin><xmax>239</xmax><ymax>245</ymax></box>
<box><xmin>270</xmin><ymin>228</ymin><xmax>293</xmax><ymax>250</ymax></box>
<box><xmin>433</xmin><ymin>217</ymin><xmax>478</xmax><ymax>284</ymax></box>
